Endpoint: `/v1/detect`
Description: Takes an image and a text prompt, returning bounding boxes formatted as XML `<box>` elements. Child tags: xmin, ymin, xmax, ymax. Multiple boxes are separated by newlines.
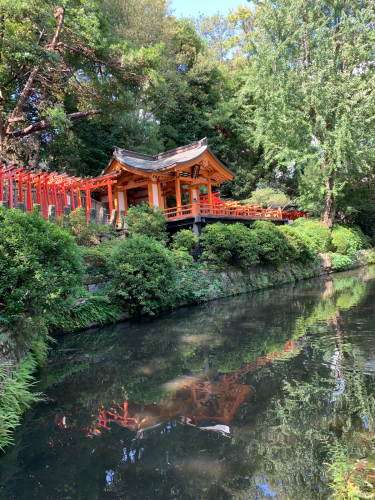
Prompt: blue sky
<box><xmin>171</xmin><ymin>0</ymin><xmax>249</xmax><ymax>18</ymax></box>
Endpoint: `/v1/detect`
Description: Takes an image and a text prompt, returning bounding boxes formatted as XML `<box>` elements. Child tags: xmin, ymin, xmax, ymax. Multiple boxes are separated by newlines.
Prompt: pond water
<box><xmin>2</xmin><ymin>267</ymin><xmax>375</xmax><ymax>499</ymax></box>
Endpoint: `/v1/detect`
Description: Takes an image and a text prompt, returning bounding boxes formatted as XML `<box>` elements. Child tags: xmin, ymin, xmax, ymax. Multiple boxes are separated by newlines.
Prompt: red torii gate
<box><xmin>0</xmin><ymin>161</ymin><xmax>118</xmax><ymax>221</ymax></box>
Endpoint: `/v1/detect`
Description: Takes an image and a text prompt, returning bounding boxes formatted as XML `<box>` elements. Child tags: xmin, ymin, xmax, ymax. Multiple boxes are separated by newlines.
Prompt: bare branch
<box><xmin>6</xmin><ymin>109</ymin><xmax>103</xmax><ymax>138</ymax></box>
<box><xmin>1</xmin><ymin>64</ymin><xmax>26</xmax><ymax>89</ymax></box>
<box><xmin>48</xmin><ymin>7</ymin><xmax>65</xmax><ymax>50</ymax></box>
<box><xmin>7</xmin><ymin>116</ymin><xmax>25</xmax><ymax>123</ymax></box>
<box><xmin>55</xmin><ymin>42</ymin><xmax>121</xmax><ymax>67</ymax></box>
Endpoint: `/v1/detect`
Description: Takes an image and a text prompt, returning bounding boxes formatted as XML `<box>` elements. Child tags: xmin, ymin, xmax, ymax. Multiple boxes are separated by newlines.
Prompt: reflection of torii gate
<box><xmin>94</xmin><ymin>341</ymin><xmax>295</xmax><ymax>434</ymax></box>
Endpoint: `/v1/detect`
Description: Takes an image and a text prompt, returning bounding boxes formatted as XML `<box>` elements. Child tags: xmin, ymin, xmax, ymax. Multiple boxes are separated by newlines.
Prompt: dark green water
<box><xmin>2</xmin><ymin>267</ymin><xmax>375</xmax><ymax>500</ymax></box>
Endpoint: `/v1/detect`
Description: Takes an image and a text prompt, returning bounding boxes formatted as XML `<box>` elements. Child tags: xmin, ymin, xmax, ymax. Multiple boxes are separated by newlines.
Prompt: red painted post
<box><xmin>8</xmin><ymin>170</ymin><xmax>14</xmax><ymax>208</ymax></box>
<box><xmin>18</xmin><ymin>171</ymin><xmax>24</xmax><ymax>203</ymax></box>
<box><xmin>76</xmin><ymin>187</ymin><xmax>82</xmax><ymax>208</ymax></box>
<box><xmin>107</xmin><ymin>178</ymin><xmax>113</xmax><ymax>216</ymax></box>
<box><xmin>42</xmin><ymin>182</ymin><xmax>48</xmax><ymax>219</ymax></box>
<box><xmin>26</xmin><ymin>171</ymin><xmax>33</xmax><ymax>211</ymax></box>
<box><xmin>70</xmin><ymin>186</ymin><xmax>75</xmax><ymax>211</ymax></box>
<box><xmin>0</xmin><ymin>165</ymin><xmax>3</xmax><ymax>202</ymax></box>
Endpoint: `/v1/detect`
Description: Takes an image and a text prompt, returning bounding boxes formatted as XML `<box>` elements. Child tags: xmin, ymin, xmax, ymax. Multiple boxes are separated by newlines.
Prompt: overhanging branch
<box><xmin>6</xmin><ymin>109</ymin><xmax>103</xmax><ymax>138</ymax></box>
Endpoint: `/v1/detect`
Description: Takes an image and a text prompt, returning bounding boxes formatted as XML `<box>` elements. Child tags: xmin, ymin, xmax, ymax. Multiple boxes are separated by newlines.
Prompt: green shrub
<box><xmin>108</xmin><ymin>235</ymin><xmax>177</xmax><ymax>314</ymax></box>
<box><xmin>200</xmin><ymin>222</ymin><xmax>260</xmax><ymax>268</ymax></box>
<box><xmin>251</xmin><ymin>220</ymin><xmax>296</xmax><ymax>264</ymax></box>
<box><xmin>279</xmin><ymin>226</ymin><xmax>316</xmax><ymax>263</ymax></box>
<box><xmin>171</xmin><ymin>229</ymin><xmax>198</xmax><ymax>252</ymax></box>
<box><xmin>0</xmin><ymin>208</ymin><xmax>84</xmax><ymax>319</ymax></box>
<box><xmin>331</xmin><ymin>224</ymin><xmax>370</xmax><ymax>256</ymax></box>
<box><xmin>63</xmin><ymin>208</ymin><xmax>113</xmax><ymax>247</ymax></box>
<box><xmin>171</xmin><ymin>249</ymin><xmax>195</xmax><ymax>268</ymax></box>
<box><xmin>80</xmin><ymin>239</ymin><xmax>121</xmax><ymax>275</ymax></box>
<box><xmin>126</xmin><ymin>203</ymin><xmax>168</xmax><ymax>244</ymax></box>
<box><xmin>293</xmin><ymin>218</ymin><xmax>332</xmax><ymax>252</ymax></box>
<box><xmin>329</xmin><ymin>253</ymin><xmax>354</xmax><ymax>271</ymax></box>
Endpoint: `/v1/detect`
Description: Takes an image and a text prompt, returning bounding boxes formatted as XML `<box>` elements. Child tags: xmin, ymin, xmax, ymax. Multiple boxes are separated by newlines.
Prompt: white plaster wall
<box><xmin>118</xmin><ymin>191</ymin><xmax>125</xmax><ymax>211</ymax></box>
<box><xmin>152</xmin><ymin>183</ymin><xmax>159</xmax><ymax>207</ymax></box>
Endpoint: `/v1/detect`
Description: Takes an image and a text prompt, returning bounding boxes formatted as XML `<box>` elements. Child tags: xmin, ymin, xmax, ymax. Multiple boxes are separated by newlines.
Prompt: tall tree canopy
<box><xmin>244</xmin><ymin>0</ymin><xmax>375</xmax><ymax>227</ymax></box>
<box><xmin>0</xmin><ymin>0</ymin><xmax>161</xmax><ymax>161</ymax></box>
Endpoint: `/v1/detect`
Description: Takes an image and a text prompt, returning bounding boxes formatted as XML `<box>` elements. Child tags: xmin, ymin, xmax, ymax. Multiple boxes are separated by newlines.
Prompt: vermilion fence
<box><xmin>165</xmin><ymin>201</ymin><xmax>307</xmax><ymax>221</ymax></box>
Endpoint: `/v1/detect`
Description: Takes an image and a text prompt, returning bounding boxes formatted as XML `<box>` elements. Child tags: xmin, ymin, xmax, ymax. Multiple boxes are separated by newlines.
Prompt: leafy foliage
<box><xmin>293</xmin><ymin>218</ymin><xmax>333</xmax><ymax>253</ymax></box>
<box><xmin>126</xmin><ymin>203</ymin><xmax>169</xmax><ymax>244</ymax></box>
<box><xmin>329</xmin><ymin>253</ymin><xmax>354</xmax><ymax>272</ymax></box>
<box><xmin>251</xmin><ymin>220</ymin><xmax>296</xmax><ymax>264</ymax></box>
<box><xmin>0</xmin><ymin>352</ymin><xmax>40</xmax><ymax>450</ymax></box>
<box><xmin>243</xmin><ymin>187</ymin><xmax>290</xmax><ymax>209</ymax></box>
<box><xmin>45</xmin><ymin>291</ymin><xmax>120</xmax><ymax>333</ymax></box>
<box><xmin>171</xmin><ymin>229</ymin><xmax>198</xmax><ymax>252</ymax></box>
<box><xmin>331</xmin><ymin>224</ymin><xmax>371</xmax><ymax>256</ymax></box>
<box><xmin>0</xmin><ymin>208</ymin><xmax>83</xmax><ymax>319</ymax></box>
<box><xmin>279</xmin><ymin>225</ymin><xmax>316</xmax><ymax>263</ymax></box>
<box><xmin>61</xmin><ymin>208</ymin><xmax>114</xmax><ymax>247</ymax></box>
<box><xmin>200</xmin><ymin>222</ymin><xmax>260</xmax><ymax>268</ymax></box>
<box><xmin>108</xmin><ymin>235</ymin><xmax>177</xmax><ymax>314</ymax></box>
<box><xmin>243</xmin><ymin>0</ymin><xmax>375</xmax><ymax>227</ymax></box>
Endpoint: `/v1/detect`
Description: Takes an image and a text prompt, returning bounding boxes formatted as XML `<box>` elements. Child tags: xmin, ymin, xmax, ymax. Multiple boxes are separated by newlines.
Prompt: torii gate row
<box><xmin>0</xmin><ymin>161</ymin><xmax>118</xmax><ymax>219</ymax></box>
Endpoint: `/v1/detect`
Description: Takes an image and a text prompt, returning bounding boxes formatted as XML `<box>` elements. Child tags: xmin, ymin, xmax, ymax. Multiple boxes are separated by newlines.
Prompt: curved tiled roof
<box><xmin>102</xmin><ymin>138</ymin><xmax>235</xmax><ymax>177</ymax></box>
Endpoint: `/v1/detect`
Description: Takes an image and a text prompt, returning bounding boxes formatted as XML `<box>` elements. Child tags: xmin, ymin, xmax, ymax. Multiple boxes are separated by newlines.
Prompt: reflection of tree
<box><xmin>2</xmin><ymin>267</ymin><xmax>375</xmax><ymax>499</ymax></box>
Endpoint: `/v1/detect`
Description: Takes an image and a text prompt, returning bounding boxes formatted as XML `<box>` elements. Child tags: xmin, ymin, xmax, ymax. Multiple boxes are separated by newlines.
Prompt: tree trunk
<box><xmin>321</xmin><ymin>175</ymin><xmax>336</xmax><ymax>229</ymax></box>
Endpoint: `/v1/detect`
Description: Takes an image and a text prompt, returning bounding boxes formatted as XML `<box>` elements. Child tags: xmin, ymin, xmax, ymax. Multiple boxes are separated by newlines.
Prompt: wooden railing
<box><xmin>164</xmin><ymin>203</ymin><xmax>283</xmax><ymax>221</ymax></box>
<box><xmin>164</xmin><ymin>204</ymin><xmax>194</xmax><ymax>219</ymax></box>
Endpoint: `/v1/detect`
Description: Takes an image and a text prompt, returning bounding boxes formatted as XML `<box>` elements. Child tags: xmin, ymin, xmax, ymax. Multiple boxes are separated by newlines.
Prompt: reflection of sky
<box><xmin>255</xmin><ymin>477</ymin><xmax>277</xmax><ymax>497</ymax></box>
<box><xmin>363</xmin><ymin>415</ymin><xmax>369</xmax><ymax>429</ymax></box>
<box><xmin>106</xmin><ymin>469</ymin><xmax>115</xmax><ymax>485</ymax></box>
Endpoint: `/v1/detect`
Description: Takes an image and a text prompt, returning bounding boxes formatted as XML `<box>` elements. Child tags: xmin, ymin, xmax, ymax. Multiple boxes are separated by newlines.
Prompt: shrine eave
<box><xmin>100</xmin><ymin>138</ymin><xmax>235</xmax><ymax>179</ymax></box>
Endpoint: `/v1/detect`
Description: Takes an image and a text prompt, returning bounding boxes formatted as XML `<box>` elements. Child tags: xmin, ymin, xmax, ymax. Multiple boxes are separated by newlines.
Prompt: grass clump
<box><xmin>0</xmin><ymin>351</ymin><xmax>41</xmax><ymax>451</ymax></box>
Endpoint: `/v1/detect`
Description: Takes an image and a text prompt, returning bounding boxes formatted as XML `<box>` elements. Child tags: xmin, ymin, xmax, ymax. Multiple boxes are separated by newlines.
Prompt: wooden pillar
<box><xmin>18</xmin><ymin>173</ymin><xmax>24</xmax><ymax>202</ymax></box>
<box><xmin>157</xmin><ymin>182</ymin><xmax>163</xmax><ymax>209</ymax></box>
<box><xmin>175</xmin><ymin>173</ymin><xmax>181</xmax><ymax>209</ymax></box>
<box><xmin>207</xmin><ymin>177</ymin><xmax>212</xmax><ymax>206</ymax></box>
<box><xmin>42</xmin><ymin>184</ymin><xmax>48</xmax><ymax>219</ymax></box>
<box><xmin>76</xmin><ymin>187</ymin><xmax>82</xmax><ymax>208</ymax></box>
<box><xmin>124</xmin><ymin>189</ymin><xmax>128</xmax><ymax>215</ymax></box>
<box><xmin>107</xmin><ymin>178</ymin><xmax>113</xmax><ymax>216</ymax></box>
<box><xmin>114</xmin><ymin>186</ymin><xmax>119</xmax><ymax>225</ymax></box>
<box><xmin>70</xmin><ymin>186</ymin><xmax>75</xmax><ymax>211</ymax></box>
<box><xmin>148</xmin><ymin>179</ymin><xmax>153</xmax><ymax>207</ymax></box>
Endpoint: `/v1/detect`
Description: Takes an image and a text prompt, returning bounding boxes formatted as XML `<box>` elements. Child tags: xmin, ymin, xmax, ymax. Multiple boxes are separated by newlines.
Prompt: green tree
<box><xmin>244</xmin><ymin>0</ymin><xmax>375</xmax><ymax>228</ymax></box>
<box><xmin>244</xmin><ymin>187</ymin><xmax>291</xmax><ymax>208</ymax></box>
<box><xmin>0</xmin><ymin>0</ymin><xmax>161</xmax><ymax>160</ymax></box>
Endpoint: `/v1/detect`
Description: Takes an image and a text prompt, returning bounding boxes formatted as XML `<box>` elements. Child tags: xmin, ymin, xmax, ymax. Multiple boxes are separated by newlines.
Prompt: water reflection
<box><xmin>1</xmin><ymin>266</ymin><xmax>375</xmax><ymax>500</ymax></box>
